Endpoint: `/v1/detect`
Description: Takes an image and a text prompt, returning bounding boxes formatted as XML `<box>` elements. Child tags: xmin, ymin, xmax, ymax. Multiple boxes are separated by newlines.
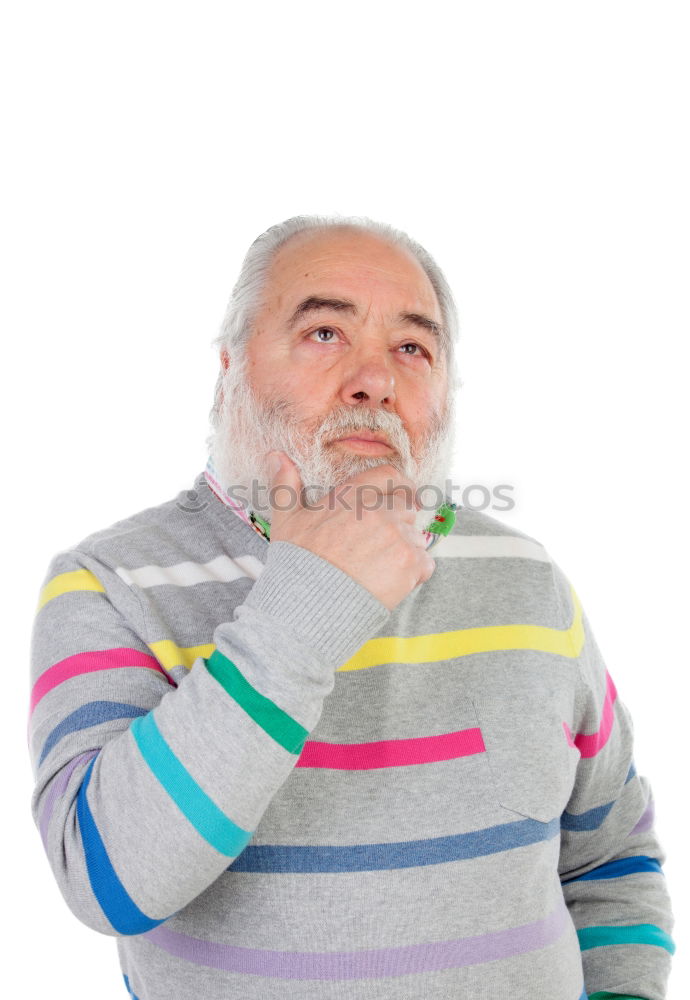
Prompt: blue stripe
<box><xmin>76</xmin><ymin>756</ymin><xmax>166</xmax><ymax>934</ymax></box>
<box><xmin>561</xmin><ymin>799</ymin><xmax>615</xmax><ymax>832</ymax></box>
<box><xmin>40</xmin><ymin>701</ymin><xmax>148</xmax><ymax>765</ymax></box>
<box><xmin>563</xmin><ymin>766</ymin><xmax>636</xmax><ymax>832</ymax></box>
<box><xmin>228</xmin><ymin>816</ymin><xmax>560</xmax><ymax>873</ymax></box>
<box><xmin>123</xmin><ymin>974</ymin><xmax>140</xmax><ymax>999</ymax></box>
<box><xmin>130</xmin><ymin>711</ymin><xmax>253</xmax><ymax>857</ymax></box>
<box><xmin>562</xmin><ymin>855</ymin><xmax>662</xmax><ymax>885</ymax></box>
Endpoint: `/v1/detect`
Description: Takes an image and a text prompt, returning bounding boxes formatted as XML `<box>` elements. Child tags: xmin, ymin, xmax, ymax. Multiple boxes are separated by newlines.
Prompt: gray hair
<box><xmin>208</xmin><ymin>214</ymin><xmax>461</xmax><ymax>428</ymax></box>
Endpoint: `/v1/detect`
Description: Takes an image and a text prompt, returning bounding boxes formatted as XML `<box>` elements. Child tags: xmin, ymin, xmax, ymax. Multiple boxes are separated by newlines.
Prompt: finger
<box><xmin>266</xmin><ymin>450</ymin><xmax>304</xmax><ymax>520</ymax></box>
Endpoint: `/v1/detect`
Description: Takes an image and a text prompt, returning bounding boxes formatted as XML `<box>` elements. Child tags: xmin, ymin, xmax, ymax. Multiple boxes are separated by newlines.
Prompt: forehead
<box><xmin>262</xmin><ymin>228</ymin><xmax>442</xmax><ymax>321</ymax></box>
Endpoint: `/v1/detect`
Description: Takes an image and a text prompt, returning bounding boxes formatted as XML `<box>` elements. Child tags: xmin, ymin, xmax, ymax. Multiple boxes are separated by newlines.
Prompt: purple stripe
<box><xmin>629</xmin><ymin>796</ymin><xmax>655</xmax><ymax>836</ymax></box>
<box><xmin>144</xmin><ymin>899</ymin><xmax>569</xmax><ymax>979</ymax></box>
<box><xmin>39</xmin><ymin>750</ymin><xmax>98</xmax><ymax>849</ymax></box>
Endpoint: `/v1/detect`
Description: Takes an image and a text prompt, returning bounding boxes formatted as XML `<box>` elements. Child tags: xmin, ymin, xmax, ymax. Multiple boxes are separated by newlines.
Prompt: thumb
<box><xmin>265</xmin><ymin>450</ymin><xmax>304</xmax><ymax>518</ymax></box>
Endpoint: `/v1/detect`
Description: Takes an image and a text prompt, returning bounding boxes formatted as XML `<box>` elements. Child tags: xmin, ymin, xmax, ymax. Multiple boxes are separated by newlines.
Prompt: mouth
<box><xmin>334</xmin><ymin>432</ymin><xmax>391</xmax><ymax>446</ymax></box>
<box><xmin>332</xmin><ymin>433</ymin><xmax>394</xmax><ymax>454</ymax></box>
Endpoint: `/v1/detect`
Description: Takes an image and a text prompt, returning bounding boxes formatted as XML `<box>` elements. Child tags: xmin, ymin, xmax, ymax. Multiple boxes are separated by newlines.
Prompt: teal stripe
<box><xmin>588</xmin><ymin>993</ymin><xmax>647</xmax><ymax>999</ymax></box>
<box><xmin>130</xmin><ymin>711</ymin><xmax>252</xmax><ymax>857</ymax></box>
<box><xmin>577</xmin><ymin>922</ymin><xmax>675</xmax><ymax>955</ymax></box>
<box><xmin>205</xmin><ymin>649</ymin><xmax>308</xmax><ymax>754</ymax></box>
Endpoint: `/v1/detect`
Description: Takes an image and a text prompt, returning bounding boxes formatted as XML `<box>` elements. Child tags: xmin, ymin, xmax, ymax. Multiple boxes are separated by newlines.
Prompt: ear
<box><xmin>217</xmin><ymin>350</ymin><xmax>230</xmax><ymax>409</ymax></box>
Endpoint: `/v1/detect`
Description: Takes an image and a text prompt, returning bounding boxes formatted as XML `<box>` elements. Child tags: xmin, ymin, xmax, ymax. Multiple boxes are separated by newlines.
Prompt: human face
<box><xmin>252</xmin><ymin>228</ymin><xmax>447</xmax><ymax>454</ymax></box>
<box><xmin>210</xmin><ymin>228</ymin><xmax>455</xmax><ymax>527</ymax></box>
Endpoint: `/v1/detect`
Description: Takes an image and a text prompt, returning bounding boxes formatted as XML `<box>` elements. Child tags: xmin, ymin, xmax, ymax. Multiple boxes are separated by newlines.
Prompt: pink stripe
<box><xmin>562</xmin><ymin>722</ymin><xmax>577</xmax><ymax>749</ymax></box>
<box><xmin>571</xmin><ymin>672</ymin><xmax>618</xmax><ymax>759</ymax></box>
<box><xmin>295</xmin><ymin>727</ymin><xmax>486</xmax><ymax>769</ymax></box>
<box><xmin>29</xmin><ymin>647</ymin><xmax>173</xmax><ymax>715</ymax></box>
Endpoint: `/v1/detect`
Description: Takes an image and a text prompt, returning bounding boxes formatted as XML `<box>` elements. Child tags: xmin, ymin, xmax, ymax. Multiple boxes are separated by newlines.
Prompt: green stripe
<box><xmin>205</xmin><ymin>649</ymin><xmax>309</xmax><ymax>754</ymax></box>
<box><xmin>130</xmin><ymin>711</ymin><xmax>252</xmax><ymax>857</ymax></box>
<box><xmin>588</xmin><ymin>993</ymin><xmax>648</xmax><ymax>999</ymax></box>
<box><xmin>578</xmin><ymin>923</ymin><xmax>675</xmax><ymax>955</ymax></box>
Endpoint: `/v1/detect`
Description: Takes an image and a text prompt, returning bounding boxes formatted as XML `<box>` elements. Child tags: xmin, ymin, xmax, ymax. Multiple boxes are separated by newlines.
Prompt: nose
<box><xmin>338</xmin><ymin>352</ymin><xmax>397</xmax><ymax>409</ymax></box>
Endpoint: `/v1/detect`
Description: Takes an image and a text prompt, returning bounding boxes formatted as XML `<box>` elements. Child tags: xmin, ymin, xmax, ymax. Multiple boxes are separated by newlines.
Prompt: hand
<box><xmin>265</xmin><ymin>450</ymin><xmax>435</xmax><ymax>612</ymax></box>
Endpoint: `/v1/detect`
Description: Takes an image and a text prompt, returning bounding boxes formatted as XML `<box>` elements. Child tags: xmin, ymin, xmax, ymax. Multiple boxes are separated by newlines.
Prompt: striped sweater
<box><xmin>28</xmin><ymin>466</ymin><xmax>674</xmax><ymax>999</ymax></box>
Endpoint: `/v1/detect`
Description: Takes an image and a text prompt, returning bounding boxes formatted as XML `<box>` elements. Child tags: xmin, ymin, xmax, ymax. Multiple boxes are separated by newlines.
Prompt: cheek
<box><xmin>402</xmin><ymin>399</ymin><xmax>447</xmax><ymax>452</ymax></box>
<box><xmin>246</xmin><ymin>351</ymin><xmax>294</xmax><ymax>400</ymax></box>
<box><xmin>250</xmin><ymin>367</ymin><xmax>335</xmax><ymax>427</ymax></box>
<box><xmin>403</xmin><ymin>393</ymin><xmax>439</xmax><ymax>429</ymax></box>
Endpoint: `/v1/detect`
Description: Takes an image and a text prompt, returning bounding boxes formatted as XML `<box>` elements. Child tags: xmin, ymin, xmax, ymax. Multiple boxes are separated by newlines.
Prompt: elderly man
<box><xmin>29</xmin><ymin>216</ymin><xmax>673</xmax><ymax>1000</ymax></box>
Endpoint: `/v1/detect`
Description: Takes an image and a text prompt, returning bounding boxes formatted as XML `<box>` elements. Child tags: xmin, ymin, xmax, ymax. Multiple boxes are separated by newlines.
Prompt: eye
<box><xmin>308</xmin><ymin>326</ymin><xmax>338</xmax><ymax>343</ymax></box>
<box><xmin>399</xmin><ymin>342</ymin><xmax>430</xmax><ymax>359</ymax></box>
<box><xmin>306</xmin><ymin>327</ymin><xmax>431</xmax><ymax>361</ymax></box>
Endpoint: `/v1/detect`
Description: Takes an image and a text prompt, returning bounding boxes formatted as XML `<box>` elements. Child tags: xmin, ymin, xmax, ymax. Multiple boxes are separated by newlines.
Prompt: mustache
<box><xmin>254</xmin><ymin>395</ymin><xmax>408</xmax><ymax>447</ymax></box>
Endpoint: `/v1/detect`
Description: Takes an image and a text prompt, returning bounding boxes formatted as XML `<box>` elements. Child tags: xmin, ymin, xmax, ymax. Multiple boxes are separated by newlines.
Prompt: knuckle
<box><xmin>357</xmin><ymin>463</ymin><xmax>395</xmax><ymax>484</ymax></box>
<box><xmin>399</xmin><ymin>541</ymin><xmax>420</xmax><ymax>570</ymax></box>
<box><xmin>381</xmin><ymin>519</ymin><xmax>401</xmax><ymax>545</ymax></box>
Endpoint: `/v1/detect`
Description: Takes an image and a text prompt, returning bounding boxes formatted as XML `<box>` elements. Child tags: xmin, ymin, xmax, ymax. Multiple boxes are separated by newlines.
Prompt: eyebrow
<box><xmin>287</xmin><ymin>296</ymin><xmax>442</xmax><ymax>338</ymax></box>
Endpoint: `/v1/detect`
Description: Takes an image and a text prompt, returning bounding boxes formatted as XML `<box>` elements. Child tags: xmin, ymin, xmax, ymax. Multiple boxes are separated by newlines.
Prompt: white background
<box><xmin>2</xmin><ymin>1</ymin><xmax>688</xmax><ymax>996</ymax></box>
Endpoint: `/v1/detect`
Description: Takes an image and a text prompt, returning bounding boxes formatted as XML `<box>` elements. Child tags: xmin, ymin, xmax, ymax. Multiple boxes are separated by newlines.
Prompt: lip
<box><xmin>333</xmin><ymin>435</ymin><xmax>394</xmax><ymax>454</ymax></box>
<box><xmin>334</xmin><ymin>433</ymin><xmax>391</xmax><ymax>446</ymax></box>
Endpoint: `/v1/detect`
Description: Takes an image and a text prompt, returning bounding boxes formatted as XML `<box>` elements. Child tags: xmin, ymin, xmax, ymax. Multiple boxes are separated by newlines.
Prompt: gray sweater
<box><xmin>28</xmin><ymin>468</ymin><xmax>674</xmax><ymax>999</ymax></box>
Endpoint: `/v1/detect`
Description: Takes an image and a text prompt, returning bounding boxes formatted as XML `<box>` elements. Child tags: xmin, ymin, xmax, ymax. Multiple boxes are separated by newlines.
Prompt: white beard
<box><xmin>205</xmin><ymin>353</ymin><xmax>457</xmax><ymax>535</ymax></box>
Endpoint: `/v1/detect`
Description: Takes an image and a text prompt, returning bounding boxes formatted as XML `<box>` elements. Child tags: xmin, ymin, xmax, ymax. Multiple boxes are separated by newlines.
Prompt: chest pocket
<box><xmin>472</xmin><ymin>694</ymin><xmax>580</xmax><ymax>823</ymax></box>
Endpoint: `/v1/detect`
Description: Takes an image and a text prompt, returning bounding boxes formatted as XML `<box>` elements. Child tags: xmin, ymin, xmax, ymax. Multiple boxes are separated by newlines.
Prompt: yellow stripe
<box><xmin>145</xmin><ymin>585</ymin><xmax>584</xmax><ymax>675</ymax></box>
<box><xmin>337</xmin><ymin>584</ymin><xmax>584</xmax><ymax>672</ymax></box>
<box><xmin>159</xmin><ymin>584</ymin><xmax>584</xmax><ymax>675</ymax></box>
<box><xmin>37</xmin><ymin>569</ymin><xmax>106</xmax><ymax>612</ymax></box>
<box><xmin>148</xmin><ymin>639</ymin><xmax>216</xmax><ymax>672</ymax></box>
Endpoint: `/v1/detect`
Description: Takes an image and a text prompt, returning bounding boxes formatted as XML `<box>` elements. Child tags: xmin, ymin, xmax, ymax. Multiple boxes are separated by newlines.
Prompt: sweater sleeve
<box><xmin>551</xmin><ymin>560</ymin><xmax>675</xmax><ymax>1000</ymax></box>
<box><xmin>28</xmin><ymin>538</ymin><xmax>390</xmax><ymax>936</ymax></box>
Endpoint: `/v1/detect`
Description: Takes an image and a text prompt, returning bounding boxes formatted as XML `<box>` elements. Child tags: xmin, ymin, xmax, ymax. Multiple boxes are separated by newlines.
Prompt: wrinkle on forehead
<box><xmin>266</xmin><ymin>231</ymin><xmax>442</xmax><ymax>324</ymax></box>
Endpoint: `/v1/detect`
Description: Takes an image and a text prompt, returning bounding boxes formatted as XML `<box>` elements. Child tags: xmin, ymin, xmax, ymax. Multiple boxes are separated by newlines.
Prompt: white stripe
<box><xmin>114</xmin><ymin>536</ymin><xmax>549</xmax><ymax>589</ymax></box>
<box><xmin>115</xmin><ymin>554</ymin><xmax>265</xmax><ymax>589</ymax></box>
<box><xmin>435</xmin><ymin>535</ymin><xmax>551</xmax><ymax>561</ymax></box>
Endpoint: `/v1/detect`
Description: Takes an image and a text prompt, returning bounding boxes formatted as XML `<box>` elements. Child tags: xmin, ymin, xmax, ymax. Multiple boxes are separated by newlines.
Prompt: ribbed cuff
<box><xmin>241</xmin><ymin>540</ymin><xmax>390</xmax><ymax>667</ymax></box>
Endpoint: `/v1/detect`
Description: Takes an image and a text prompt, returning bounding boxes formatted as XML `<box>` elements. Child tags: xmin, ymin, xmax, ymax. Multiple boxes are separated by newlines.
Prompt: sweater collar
<box><xmin>202</xmin><ymin>455</ymin><xmax>456</xmax><ymax>550</ymax></box>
